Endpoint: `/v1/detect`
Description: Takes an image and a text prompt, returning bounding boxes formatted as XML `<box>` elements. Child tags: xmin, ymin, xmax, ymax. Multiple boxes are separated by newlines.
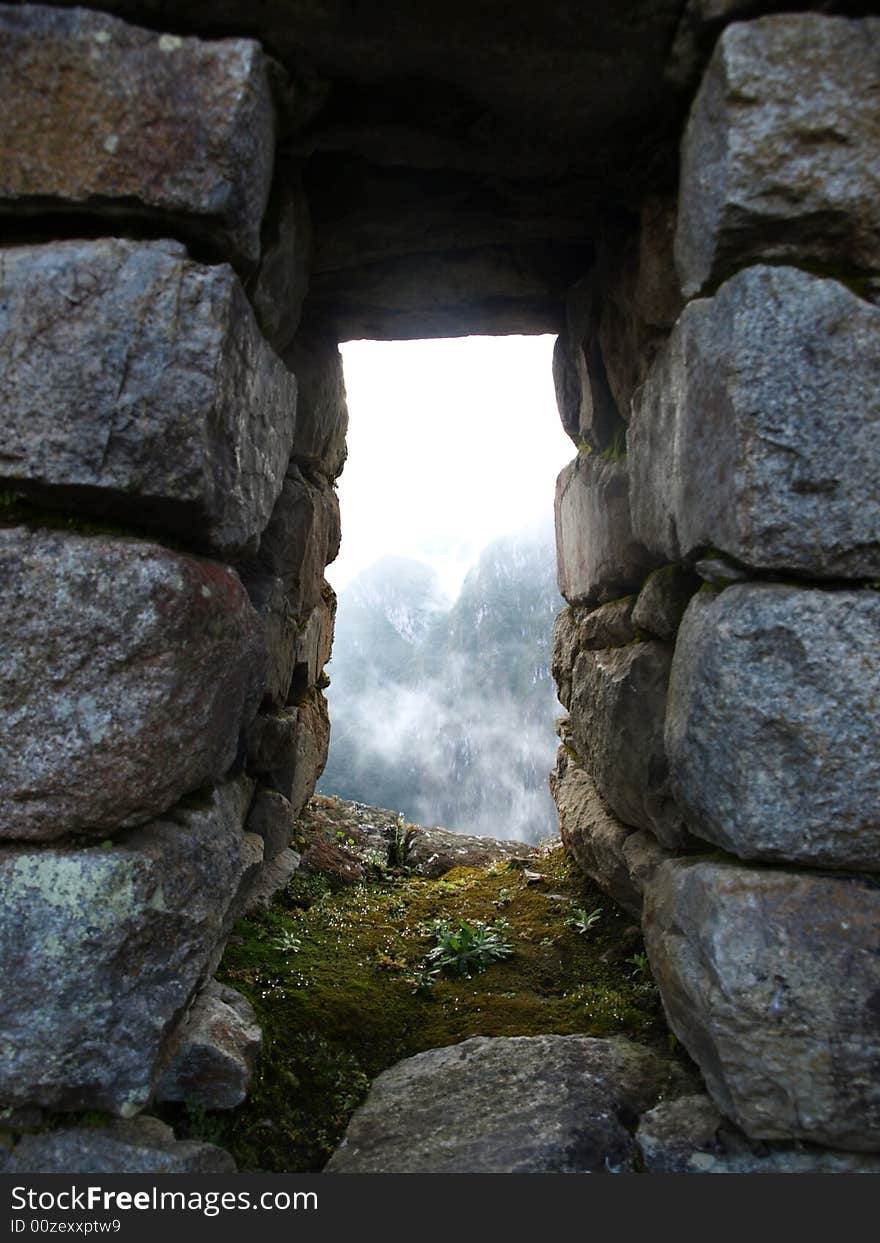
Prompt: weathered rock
<box><xmin>241</xmin><ymin>572</ymin><xmax>299</xmax><ymax>711</ymax></box>
<box><xmin>282</xmin><ymin>329</ymin><xmax>349</xmax><ymax>481</ymax></box>
<box><xmin>551</xmin><ymin>609</ymin><xmax>579</xmax><ymax>709</ymax></box>
<box><xmin>156</xmin><ymin>980</ymin><xmax>261</xmax><ymax>1111</ymax></box>
<box><xmin>325</xmin><ymin>1034</ymin><xmax>694</xmax><ymax>1173</ymax></box>
<box><xmin>577</xmin><ymin>597</ymin><xmax>637</xmax><ymax>650</ymax></box>
<box><xmin>637</xmin><ymin>1093</ymin><xmax>880</xmax><ymax>1174</ymax></box>
<box><xmin>550</xmin><ymin>747</ymin><xmax>642</xmax><ymax>916</ymax></box>
<box><xmin>553</xmin><ymin>599</ymin><xmax>638</xmax><ymax>707</ymax></box>
<box><xmin>597</xmin><ymin>200</ymin><xmax>683</xmax><ymax>422</ymax></box>
<box><xmin>0</xmin><ymin>4</ymin><xmax>274</xmax><ymax>268</ymax></box>
<box><xmin>0</xmin><ymin>239</ymin><xmax>297</xmax><ymax>559</ymax></box>
<box><xmin>405</xmin><ymin>826</ymin><xmax>534</xmax><ymax>879</ymax></box>
<box><xmin>629</xmin><ymin>266</ymin><xmax>880</xmax><ymax>578</ymax></box>
<box><xmin>292</xmin><ymin>592</ymin><xmax>336</xmax><ymax>696</ymax></box>
<box><xmin>240</xmin><ymin>847</ymin><xmax>302</xmax><ymax>913</ymax></box>
<box><xmin>0</xmin><ymin>527</ymin><xmax>259</xmax><ymax>841</ymax></box>
<box><xmin>666</xmin><ymin>585</ymin><xmax>880</xmax><ymax>869</ymax></box>
<box><xmin>676</xmin><ymin>14</ymin><xmax>880</xmax><ymax>296</ymax></box>
<box><xmin>555</xmin><ymin>453</ymin><xmax>658</xmax><ymax>606</ymax></box>
<box><xmin>246</xmin><ymin>788</ymin><xmax>296</xmax><ymax>861</ymax></box>
<box><xmin>693</xmin><ymin>555</ymin><xmax>749</xmax><ymax>586</ymax></box>
<box><xmin>307</xmin><ymin>241</ymin><xmax>584</xmax><ymax>341</ymax></box>
<box><xmin>252</xmin><ymin>163</ymin><xmax>312</xmax><ymax>352</ymax></box>
<box><xmin>643</xmin><ymin>857</ymin><xmax>880</xmax><ymax>1150</ymax></box>
<box><xmin>621</xmin><ymin>831</ymin><xmax>669</xmax><ymax>899</ymax></box>
<box><xmin>553</xmin><ymin>273</ymin><xmax>622</xmax><ymax>450</ymax></box>
<box><xmin>0</xmin><ymin>1117</ymin><xmax>235</xmax><ymax>1175</ymax></box>
<box><xmin>0</xmin><ymin>777</ymin><xmax>258</xmax><ymax>1115</ymax></box>
<box><xmin>568</xmin><ymin>639</ymin><xmax>691</xmax><ymax>849</ymax></box>
<box><xmin>245</xmin><ymin>690</ymin><xmax>330</xmax><ymax>815</ymax></box>
<box><xmin>554</xmin><ymin>202</ymin><xmax>681</xmax><ymax>446</ymax></box>
<box><xmin>632</xmin><ymin>565</ymin><xmax>700</xmax><ymax>641</ymax></box>
<box><xmin>245</xmin><ymin>708</ymin><xmax>298</xmax><ymax>777</ymax></box>
<box><xmin>257</xmin><ymin>466</ymin><xmax>341</xmax><ymax>619</ymax></box>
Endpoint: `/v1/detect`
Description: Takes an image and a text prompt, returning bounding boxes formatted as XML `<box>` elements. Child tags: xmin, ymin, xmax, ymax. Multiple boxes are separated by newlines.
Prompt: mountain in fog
<box><xmin>319</xmin><ymin>522</ymin><xmax>562</xmax><ymax>842</ymax></box>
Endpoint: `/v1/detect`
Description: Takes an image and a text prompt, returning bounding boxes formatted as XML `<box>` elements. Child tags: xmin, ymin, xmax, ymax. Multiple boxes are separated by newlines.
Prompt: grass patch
<box><xmin>162</xmin><ymin>846</ymin><xmax>673</xmax><ymax>1173</ymax></box>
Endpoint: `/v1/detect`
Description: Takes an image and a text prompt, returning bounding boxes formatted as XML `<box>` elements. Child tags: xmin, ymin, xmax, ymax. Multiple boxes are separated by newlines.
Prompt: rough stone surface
<box><xmin>632</xmin><ymin>565</ymin><xmax>700</xmax><ymax>641</ymax></box>
<box><xmin>0</xmin><ymin>1117</ymin><xmax>236</xmax><ymax>1174</ymax></box>
<box><xmin>629</xmin><ymin>266</ymin><xmax>880</xmax><ymax>577</ymax></box>
<box><xmin>241</xmin><ymin>572</ymin><xmax>298</xmax><ymax>712</ymax></box>
<box><xmin>282</xmin><ymin>329</ymin><xmax>350</xmax><ymax>481</ymax></box>
<box><xmin>325</xmin><ymin>1035</ymin><xmax>694</xmax><ymax>1173</ymax></box>
<box><xmin>666</xmin><ymin>585</ymin><xmax>880</xmax><ymax>869</ymax></box>
<box><xmin>246</xmin><ymin>788</ymin><xmax>296</xmax><ymax>861</ymax></box>
<box><xmin>292</xmin><ymin>594</ymin><xmax>336</xmax><ymax>694</ymax></box>
<box><xmin>676</xmin><ymin>14</ymin><xmax>880</xmax><ymax>296</ymax></box>
<box><xmin>0</xmin><ymin>239</ymin><xmax>297</xmax><ymax>558</ymax></box>
<box><xmin>156</xmin><ymin>980</ymin><xmax>262</xmax><ymax>1111</ymax></box>
<box><xmin>252</xmin><ymin>165</ymin><xmax>312</xmax><ymax>352</ymax></box>
<box><xmin>643</xmin><ymin>857</ymin><xmax>880</xmax><ymax>1150</ymax></box>
<box><xmin>549</xmin><ymin>747</ymin><xmax>642</xmax><ymax>917</ymax></box>
<box><xmin>405</xmin><ymin>826</ymin><xmax>534</xmax><ymax>879</ymax></box>
<box><xmin>637</xmin><ymin>1094</ymin><xmax>880</xmax><ymax>1174</ymax></box>
<box><xmin>0</xmin><ymin>4</ymin><xmax>274</xmax><ymax>267</ymax></box>
<box><xmin>240</xmin><ymin>847</ymin><xmax>302</xmax><ymax>913</ymax></box>
<box><xmin>568</xmin><ymin>639</ymin><xmax>691</xmax><ymax>850</ymax></box>
<box><xmin>555</xmin><ymin>453</ymin><xmax>658</xmax><ymax>606</ymax></box>
<box><xmin>245</xmin><ymin>690</ymin><xmax>331</xmax><ymax>815</ymax></box>
<box><xmin>553</xmin><ymin>202</ymin><xmax>681</xmax><ymax>447</ymax></box>
<box><xmin>0</xmin><ymin>527</ymin><xmax>259</xmax><ymax>841</ymax></box>
<box><xmin>0</xmin><ymin>777</ymin><xmax>258</xmax><ymax>1115</ymax></box>
<box><xmin>553</xmin><ymin>273</ymin><xmax>622</xmax><ymax>450</ymax></box>
<box><xmin>553</xmin><ymin>598</ymin><xmax>637</xmax><ymax>707</ymax></box>
<box><xmin>597</xmin><ymin>200</ymin><xmax>683</xmax><ymax>422</ymax></box>
<box><xmin>257</xmin><ymin>467</ymin><xmax>341</xmax><ymax>619</ymax></box>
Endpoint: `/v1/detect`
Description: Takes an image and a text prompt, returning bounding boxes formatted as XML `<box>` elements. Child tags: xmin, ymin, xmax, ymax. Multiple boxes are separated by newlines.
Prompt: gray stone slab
<box><xmin>0</xmin><ymin>778</ymin><xmax>258</xmax><ymax>1115</ymax></box>
<box><xmin>0</xmin><ymin>239</ymin><xmax>297</xmax><ymax>558</ymax></box>
<box><xmin>630</xmin><ymin>265</ymin><xmax>880</xmax><ymax>578</ymax></box>
<box><xmin>0</xmin><ymin>526</ymin><xmax>260</xmax><ymax>841</ymax></box>
<box><xmin>326</xmin><ymin>1035</ymin><xmax>694</xmax><ymax>1173</ymax></box>
<box><xmin>0</xmin><ymin>4</ymin><xmax>275</xmax><ymax>267</ymax></box>
<box><xmin>676</xmin><ymin>14</ymin><xmax>880</xmax><ymax>296</ymax></box>
<box><xmin>643</xmin><ymin>856</ymin><xmax>880</xmax><ymax>1151</ymax></box>
<box><xmin>568</xmin><ymin>639</ymin><xmax>691</xmax><ymax>849</ymax></box>
<box><xmin>555</xmin><ymin>453</ymin><xmax>658</xmax><ymax>606</ymax></box>
<box><xmin>666</xmin><ymin>585</ymin><xmax>880</xmax><ymax>869</ymax></box>
<box><xmin>1</xmin><ymin>1117</ymin><xmax>235</xmax><ymax>1174</ymax></box>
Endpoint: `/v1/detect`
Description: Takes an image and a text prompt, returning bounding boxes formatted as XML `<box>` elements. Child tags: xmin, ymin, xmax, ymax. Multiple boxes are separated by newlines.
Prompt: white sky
<box><xmin>328</xmin><ymin>335</ymin><xmax>574</xmax><ymax>599</ymax></box>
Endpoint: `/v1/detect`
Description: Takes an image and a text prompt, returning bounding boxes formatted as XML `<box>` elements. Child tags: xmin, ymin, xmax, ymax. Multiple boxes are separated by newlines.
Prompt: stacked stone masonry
<box><xmin>551</xmin><ymin>9</ymin><xmax>880</xmax><ymax>1163</ymax></box>
<box><xmin>0</xmin><ymin>1</ymin><xmax>345</xmax><ymax>1171</ymax></box>
<box><xmin>1</xmin><ymin>0</ymin><xmax>879</xmax><ymax>1173</ymax></box>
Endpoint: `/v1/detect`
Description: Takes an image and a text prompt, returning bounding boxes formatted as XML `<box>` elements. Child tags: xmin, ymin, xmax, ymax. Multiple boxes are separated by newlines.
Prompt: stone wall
<box><xmin>551</xmin><ymin>12</ymin><xmax>880</xmax><ymax>1156</ymax></box>
<box><xmin>0</xmin><ymin>3</ymin><xmax>345</xmax><ymax>1170</ymax></box>
<box><xmin>1</xmin><ymin>0</ymin><xmax>878</xmax><ymax>1170</ymax></box>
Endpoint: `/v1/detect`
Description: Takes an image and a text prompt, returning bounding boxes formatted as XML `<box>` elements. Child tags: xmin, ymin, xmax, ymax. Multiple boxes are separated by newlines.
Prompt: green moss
<box><xmin>165</xmin><ymin>849</ymin><xmax>675</xmax><ymax>1172</ymax></box>
<box><xmin>600</xmin><ymin>425</ymin><xmax>627</xmax><ymax>461</ymax></box>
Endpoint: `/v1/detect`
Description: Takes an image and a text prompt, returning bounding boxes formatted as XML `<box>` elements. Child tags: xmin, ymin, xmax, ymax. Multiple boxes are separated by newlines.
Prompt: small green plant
<box><xmin>423</xmin><ymin>919</ymin><xmax>514</xmax><ymax>979</ymax></box>
<box><xmin>625</xmin><ymin>952</ymin><xmax>651</xmax><ymax>980</ymax></box>
<box><xmin>567</xmin><ymin>906</ymin><xmax>603</xmax><ymax>935</ymax></box>
<box><xmin>273</xmin><ymin>931</ymin><xmax>303</xmax><ymax>954</ymax></box>
<box><xmin>389</xmin><ymin>815</ymin><xmax>410</xmax><ymax>869</ymax></box>
<box><xmin>335</xmin><ymin>830</ymin><xmax>356</xmax><ymax>848</ymax></box>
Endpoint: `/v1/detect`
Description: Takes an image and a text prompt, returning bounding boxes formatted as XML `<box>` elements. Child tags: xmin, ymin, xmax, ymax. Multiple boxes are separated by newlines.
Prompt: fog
<box><xmin>321</xmin><ymin>338</ymin><xmax>571</xmax><ymax>843</ymax></box>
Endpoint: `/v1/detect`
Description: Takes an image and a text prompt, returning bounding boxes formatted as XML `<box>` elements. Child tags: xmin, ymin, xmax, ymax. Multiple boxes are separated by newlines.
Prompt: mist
<box><xmin>320</xmin><ymin>521</ymin><xmax>563</xmax><ymax>843</ymax></box>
